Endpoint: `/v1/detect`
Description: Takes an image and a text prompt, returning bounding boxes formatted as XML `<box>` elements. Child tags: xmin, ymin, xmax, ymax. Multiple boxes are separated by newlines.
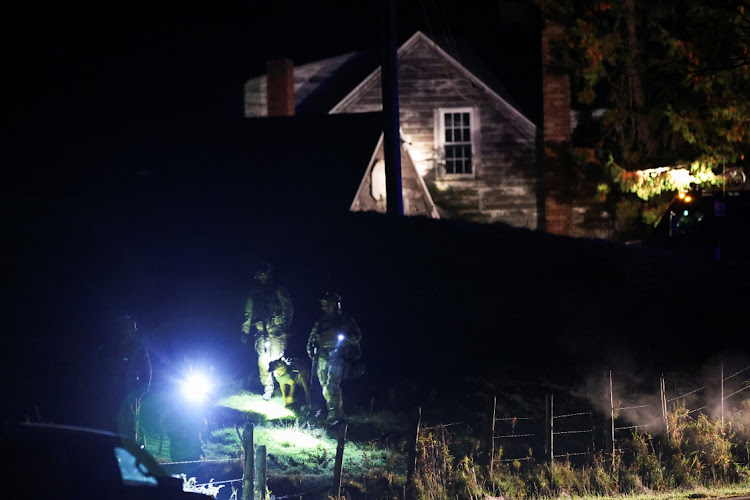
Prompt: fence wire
<box><xmin>554</xmin><ymin>412</ymin><xmax>590</xmax><ymax>419</ymax></box>
<box><xmin>495</xmin><ymin>433</ymin><xmax>535</xmax><ymax>439</ymax></box>
<box><xmin>723</xmin><ymin>384</ymin><xmax>750</xmax><ymax>400</ymax></box>
<box><xmin>724</xmin><ymin>365</ymin><xmax>750</xmax><ymax>381</ymax></box>
<box><xmin>615</xmin><ymin>404</ymin><xmax>651</xmax><ymax>411</ymax></box>
<box><xmin>192</xmin><ymin>478</ymin><xmax>242</xmax><ymax>488</ymax></box>
<box><xmin>161</xmin><ymin>458</ymin><xmax>241</xmax><ymax>466</ymax></box>
<box><xmin>553</xmin><ymin>451</ymin><xmax>590</xmax><ymax>458</ymax></box>
<box><xmin>667</xmin><ymin>385</ymin><xmax>706</xmax><ymax>403</ymax></box>
<box><xmin>421</xmin><ymin>422</ymin><xmax>465</xmax><ymax>430</ymax></box>
<box><xmin>554</xmin><ymin>429</ymin><xmax>594</xmax><ymax>435</ymax></box>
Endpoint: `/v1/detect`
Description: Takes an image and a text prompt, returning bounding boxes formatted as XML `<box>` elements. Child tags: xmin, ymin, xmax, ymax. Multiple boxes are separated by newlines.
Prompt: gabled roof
<box><xmin>330</xmin><ymin>31</ymin><xmax>535</xmax><ymax>135</ymax></box>
<box><xmin>244</xmin><ymin>31</ymin><xmax>535</xmax><ymax>130</ymax></box>
<box><xmin>244</xmin><ymin>51</ymin><xmax>379</xmax><ymax>116</ymax></box>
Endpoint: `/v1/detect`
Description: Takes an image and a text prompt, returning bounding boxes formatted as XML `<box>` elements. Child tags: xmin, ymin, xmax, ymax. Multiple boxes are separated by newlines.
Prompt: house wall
<box><xmin>335</xmin><ymin>36</ymin><xmax>539</xmax><ymax>229</ymax></box>
<box><xmin>244</xmin><ymin>78</ymin><xmax>268</xmax><ymax>117</ymax></box>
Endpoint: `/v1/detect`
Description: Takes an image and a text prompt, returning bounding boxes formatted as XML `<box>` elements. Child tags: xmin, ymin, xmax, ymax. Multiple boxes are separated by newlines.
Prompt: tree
<box><xmin>542</xmin><ymin>0</ymin><xmax>750</xmax><ymax>236</ymax></box>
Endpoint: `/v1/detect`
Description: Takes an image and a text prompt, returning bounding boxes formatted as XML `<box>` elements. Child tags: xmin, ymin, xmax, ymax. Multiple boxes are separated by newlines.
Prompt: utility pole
<box><xmin>380</xmin><ymin>0</ymin><xmax>404</xmax><ymax>215</ymax></box>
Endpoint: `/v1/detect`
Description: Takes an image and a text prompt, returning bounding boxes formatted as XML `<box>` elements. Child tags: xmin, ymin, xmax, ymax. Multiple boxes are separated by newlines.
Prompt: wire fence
<box><xmin>159</xmin><ymin>362</ymin><xmax>750</xmax><ymax>497</ymax></box>
<box><xmin>483</xmin><ymin>363</ymin><xmax>750</xmax><ymax>467</ymax></box>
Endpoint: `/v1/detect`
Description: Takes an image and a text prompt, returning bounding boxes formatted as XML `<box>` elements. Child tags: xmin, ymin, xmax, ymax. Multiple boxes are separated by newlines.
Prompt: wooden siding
<box><xmin>336</xmin><ymin>35</ymin><xmax>538</xmax><ymax>228</ymax></box>
<box><xmin>244</xmin><ymin>78</ymin><xmax>268</xmax><ymax>117</ymax></box>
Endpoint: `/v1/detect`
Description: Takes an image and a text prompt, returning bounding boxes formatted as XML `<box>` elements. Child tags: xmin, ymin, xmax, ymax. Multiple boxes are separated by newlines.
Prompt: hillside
<box><xmin>4</xmin><ymin>203</ymin><xmax>749</xmax><ymax>423</ymax></box>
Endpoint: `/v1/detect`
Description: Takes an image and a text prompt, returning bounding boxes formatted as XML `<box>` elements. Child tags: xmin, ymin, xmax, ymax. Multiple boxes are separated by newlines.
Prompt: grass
<box><xmin>552</xmin><ymin>481</ymin><xmax>750</xmax><ymax>500</ymax></box>
<box><xmin>214</xmin><ymin>391</ymin><xmax>295</xmax><ymax>421</ymax></box>
<box><xmin>134</xmin><ymin>382</ymin><xmax>750</xmax><ymax>500</ymax></box>
<box><xmin>137</xmin><ymin>383</ymin><xmax>409</xmax><ymax>499</ymax></box>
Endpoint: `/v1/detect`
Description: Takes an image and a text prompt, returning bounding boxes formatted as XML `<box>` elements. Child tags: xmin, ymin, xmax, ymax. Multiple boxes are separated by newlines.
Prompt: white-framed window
<box><xmin>436</xmin><ymin>107</ymin><xmax>477</xmax><ymax>176</ymax></box>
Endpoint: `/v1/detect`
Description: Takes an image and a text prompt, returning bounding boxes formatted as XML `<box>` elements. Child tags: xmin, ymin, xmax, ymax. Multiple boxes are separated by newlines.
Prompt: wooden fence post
<box><xmin>545</xmin><ymin>393</ymin><xmax>554</xmax><ymax>466</ymax></box>
<box><xmin>406</xmin><ymin>407</ymin><xmax>422</xmax><ymax>500</ymax></box>
<box><xmin>721</xmin><ymin>362</ymin><xmax>725</xmax><ymax>428</ymax></box>
<box><xmin>609</xmin><ymin>370</ymin><xmax>615</xmax><ymax>465</ymax></box>
<box><xmin>333</xmin><ymin>423</ymin><xmax>348</xmax><ymax>499</ymax></box>
<box><xmin>660</xmin><ymin>374</ymin><xmax>669</xmax><ymax>436</ymax></box>
<box><xmin>255</xmin><ymin>445</ymin><xmax>267</xmax><ymax>500</ymax></box>
<box><xmin>242</xmin><ymin>423</ymin><xmax>254</xmax><ymax>500</ymax></box>
<box><xmin>490</xmin><ymin>396</ymin><xmax>496</xmax><ymax>477</ymax></box>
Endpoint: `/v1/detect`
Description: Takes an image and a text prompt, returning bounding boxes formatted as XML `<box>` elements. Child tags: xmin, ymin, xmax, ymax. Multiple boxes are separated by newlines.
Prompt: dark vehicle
<box><xmin>1</xmin><ymin>422</ymin><xmax>208</xmax><ymax>500</ymax></box>
<box><xmin>651</xmin><ymin>190</ymin><xmax>750</xmax><ymax>262</ymax></box>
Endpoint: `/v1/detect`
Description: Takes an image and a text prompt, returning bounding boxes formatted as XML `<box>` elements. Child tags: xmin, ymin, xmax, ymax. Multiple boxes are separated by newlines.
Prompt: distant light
<box><xmin>684</xmin><ymin>195</ymin><xmax>692</xmax><ymax>203</ymax></box>
<box><xmin>683</xmin><ymin>210</ymin><xmax>689</xmax><ymax>216</ymax></box>
<box><xmin>678</xmin><ymin>192</ymin><xmax>686</xmax><ymax>199</ymax></box>
<box><xmin>337</xmin><ymin>334</ymin><xmax>345</xmax><ymax>342</ymax></box>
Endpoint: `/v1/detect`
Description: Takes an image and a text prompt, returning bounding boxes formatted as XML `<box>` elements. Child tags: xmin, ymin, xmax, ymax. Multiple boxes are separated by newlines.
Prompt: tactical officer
<box><xmin>96</xmin><ymin>314</ymin><xmax>152</xmax><ymax>444</ymax></box>
<box><xmin>241</xmin><ymin>263</ymin><xmax>293</xmax><ymax>399</ymax></box>
<box><xmin>307</xmin><ymin>291</ymin><xmax>361</xmax><ymax>423</ymax></box>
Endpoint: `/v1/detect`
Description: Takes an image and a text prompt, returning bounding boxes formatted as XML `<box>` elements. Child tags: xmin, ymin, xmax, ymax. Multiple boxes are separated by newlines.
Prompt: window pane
<box><xmin>441</xmin><ymin>110</ymin><xmax>473</xmax><ymax>175</ymax></box>
<box><xmin>463</xmin><ymin>146</ymin><xmax>472</xmax><ymax>174</ymax></box>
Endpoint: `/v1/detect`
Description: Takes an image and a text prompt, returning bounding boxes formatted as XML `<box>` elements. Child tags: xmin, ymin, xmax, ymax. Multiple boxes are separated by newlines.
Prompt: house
<box><xmin>244</xmin><ymin>31</ymin><xmax>543</xmax><ymax>230</ymax></box>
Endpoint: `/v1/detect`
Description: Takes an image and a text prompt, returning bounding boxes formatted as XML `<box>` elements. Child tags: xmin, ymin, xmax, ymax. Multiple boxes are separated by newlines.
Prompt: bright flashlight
<box><xmin>337</xmin><ymin>334</ymin><xmax>345</xmax><ymax>343</ymax></box>
<box><xmin>181</xmin><ymin>372</ymin><xmax>212</xmax><ymax>403</ymax></box>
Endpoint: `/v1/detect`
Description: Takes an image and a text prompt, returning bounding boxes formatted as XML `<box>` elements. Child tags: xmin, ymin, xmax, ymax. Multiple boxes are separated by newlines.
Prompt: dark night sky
<box><xmin>2</xmin><ymin>1</ymin><xmax>541</xmax><ymax>126</ymax></box>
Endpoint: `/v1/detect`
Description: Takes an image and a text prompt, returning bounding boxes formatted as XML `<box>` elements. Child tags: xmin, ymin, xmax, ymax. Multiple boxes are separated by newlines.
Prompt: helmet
<box><xmin>320</xmin><ymin>291</ymin><xmax>342</xmax><ymax>311</ymax></box>
<box><xmin>253</xmin><ymin>262</ymin><xmax>273</xmax><ymax>281</ymax></box>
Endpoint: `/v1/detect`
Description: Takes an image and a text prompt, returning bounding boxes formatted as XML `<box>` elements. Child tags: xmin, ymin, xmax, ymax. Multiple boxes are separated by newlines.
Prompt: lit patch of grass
<box><xmin>200</xmin><ymin>420</ymin><xmax>406</xmax><ymax>479</ymax></box>
<box><xmin>255</xmin><ymin>422</ymin><xmax>338</xmax><ymax>476</ymax></box>
<box><xmin>261</xmin><ymin>425</ymin><xmax>328</xmax><ymax>450</ymax></box>
<box><xmin>215</xmin><ymin>391</ymin><xmax>295</xmax><ymax>420</ymax></box>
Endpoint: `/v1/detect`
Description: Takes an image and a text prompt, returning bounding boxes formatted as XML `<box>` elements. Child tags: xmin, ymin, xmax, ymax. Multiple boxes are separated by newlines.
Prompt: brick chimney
<box><xmin>541</xmin><ymin>20</ymin><xmax>573</xmax><ymax>236</ymax></box>
<box><xmin>266</xmin><ymin>58</ymin><xmax>294</xmax><ymax>117</ymax></box>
